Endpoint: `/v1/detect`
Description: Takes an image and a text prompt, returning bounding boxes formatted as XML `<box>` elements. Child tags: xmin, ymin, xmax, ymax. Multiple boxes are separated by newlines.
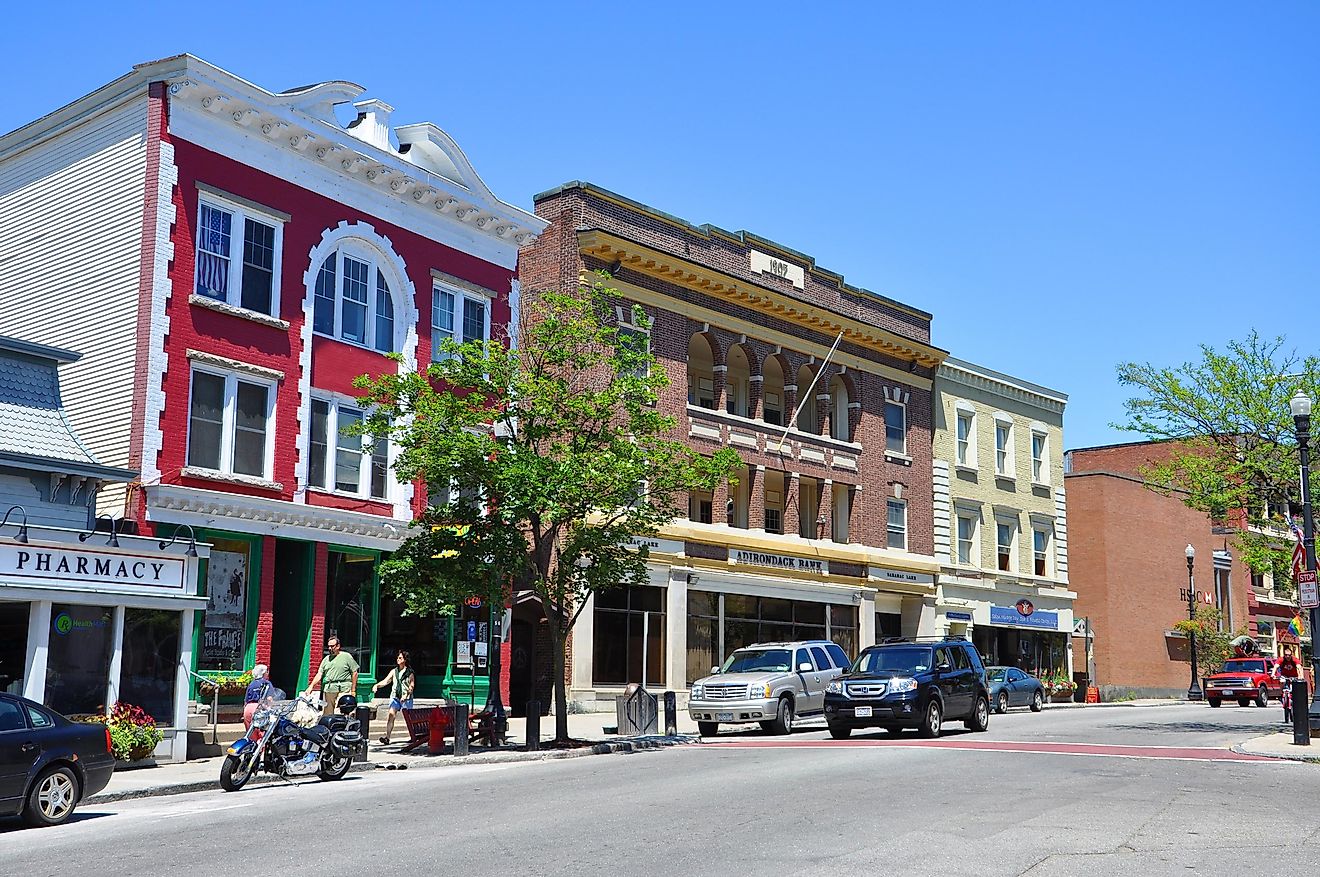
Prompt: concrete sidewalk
<box><xmin>1235</xmin><ymin>731</ymin><xmax>1320</xmax><ymax>763</ymax></box>
<box><xmin>90</xmin><ymin>712</ymin><xmax>698</xmax><ymax>804</ymax></box>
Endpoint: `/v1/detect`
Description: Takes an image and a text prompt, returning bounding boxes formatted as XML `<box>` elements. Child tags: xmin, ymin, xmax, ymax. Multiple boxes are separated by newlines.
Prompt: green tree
<box><xmin>1116</xmin><ymin>332</ymin><xmax>1319</xmax><ymax>594</ymax></box>
<box><xmin>1172</xmin><ymin>607</ymin><xmax>1243</xmax><ymax>676</ymax></box>
<box><xmin>356</xmin><ymin>276</ymin><xmax>742</xmax><ymax>743</ymax></box>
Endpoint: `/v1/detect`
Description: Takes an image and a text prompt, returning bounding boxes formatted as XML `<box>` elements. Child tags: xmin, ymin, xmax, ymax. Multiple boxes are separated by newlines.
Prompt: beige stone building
<box><xmin>931</xmin><ymin>358</ymin><xmax>1075</xmax><ymax>681</ymax></box>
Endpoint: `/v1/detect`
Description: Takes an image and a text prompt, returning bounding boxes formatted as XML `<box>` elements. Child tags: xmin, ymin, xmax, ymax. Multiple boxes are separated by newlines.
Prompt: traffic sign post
<box><xmin>1300</xmin><ymin>570</ymin><xmax>1318</xmax><ymax>610</ymax></box>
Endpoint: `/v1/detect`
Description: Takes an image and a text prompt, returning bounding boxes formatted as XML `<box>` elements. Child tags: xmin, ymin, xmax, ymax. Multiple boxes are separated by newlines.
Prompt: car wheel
<box><xmin>996</xmin><ymin>692</ymin><xmax>1009</xmax><ymax>714</ymax></box>
<box><xmin>1030</xmin><ymin>690</ymin><xmax>1044</xmax><ymax>712</ymax></box>
<box><xmin>918</xmin><ymin>698</ymin><xmax>943</xmax><ymax>738</ymax></box>
<box><xmin>22</xmin><ymin>765</ymin><xmax>79</xmax><ymax>828</ymax></box>
<box><xmin>697</xmin><ymin>721</ymin><xmax>719</xmax><ymax>737</ymax></box>
<box><xmin>767</xmin><ymin>697</ymin><xmax>793</xmax><ymax>735</ymax></box>
<box><xmin>965</xmin><ymin>696</ymin><xmax>990</xmax><ymax>732</ymax></box>
<box><xmin>1256</xmin><ymin>686</ymin><xmax>1269</xmax><ymax>708</ymax></box>
<box><xmin>1207</xmin><ymin>698</ymin><xmax>1221</xmax><ymax>707</ymax></box>
<box><xmin>827</xmin><ymin>722</ymin><xmax>851</xmax><ymax>740</ymax></box>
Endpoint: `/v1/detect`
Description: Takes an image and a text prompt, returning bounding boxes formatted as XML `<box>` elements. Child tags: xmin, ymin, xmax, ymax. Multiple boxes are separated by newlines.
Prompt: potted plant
<box><xmin>82</xmin><ymin>702</ymin><xmax>164</xmax><ymax>763</ymax></box>
<box><xmin>1045</xmin><ymin>672</ymin><xmax>1077</xmax><ymax>702</ymax></box>
<box><xmin>196</xmin><ymin>671</ymin><xmax>253</xmax><ymax>700</ymax></box>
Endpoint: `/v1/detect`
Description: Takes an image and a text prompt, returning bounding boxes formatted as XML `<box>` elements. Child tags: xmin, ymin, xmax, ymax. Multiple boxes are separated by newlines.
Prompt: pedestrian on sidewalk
<box><xmin>306</xmin><ymin>636</ymin><xmax>359</xmax><ymax>716</ymax></box>
<box><xmin>372</xmin><ymin>650</ymin><xmax>415</xmax><ymax>744</ymax></box>
<box><xmin>243</xmin><ymin>664</ymin><xmax>274</xmax><ymax>729</ymax></box>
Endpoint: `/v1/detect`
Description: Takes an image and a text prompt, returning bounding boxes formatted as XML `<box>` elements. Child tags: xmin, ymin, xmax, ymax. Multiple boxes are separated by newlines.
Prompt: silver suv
<box><xmin>688</xmin><ymin>640</ymin><xmax>851</xmax><ymax>737</ymax></box>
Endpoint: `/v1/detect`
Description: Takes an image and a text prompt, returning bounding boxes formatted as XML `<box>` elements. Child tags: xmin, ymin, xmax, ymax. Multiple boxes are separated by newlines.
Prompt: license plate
<box><xmin>717</xmin><ymin>712</ymin><xmax>734</xmax><ymax>721</ymax></box>
<box><xmin>855</xmin><ymin>706</ymin><xmax>873</xmax><ymax>718</ymax></box>
<box><xmin>1220</xmin><ymin>690</ymin><xmax>1235</xmax><ymax>696</ymax></box>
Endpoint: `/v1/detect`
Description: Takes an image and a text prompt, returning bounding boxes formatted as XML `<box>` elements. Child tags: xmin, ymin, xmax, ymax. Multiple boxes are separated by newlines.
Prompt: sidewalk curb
<box><xmin>86</xmin><ymin>735</ymin><xmax>697</xmax><ymax>805</ymax></box>
<box><xmin>1231</xmin><ymin>738</ymin><xmax>1320</xmax><ymax>765</ymax></box>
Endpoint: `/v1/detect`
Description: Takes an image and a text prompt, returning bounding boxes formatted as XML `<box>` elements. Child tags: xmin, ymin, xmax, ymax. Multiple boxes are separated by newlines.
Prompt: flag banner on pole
<box><xmin>1290</xmin><ymin>615</ymin><xmax>1306</xmax><ymax>638</ymax></box>
<box><xmin>1291</xmin><ymin>518</ymin><xmax>1307</xmax><ymax>583</ymax></box>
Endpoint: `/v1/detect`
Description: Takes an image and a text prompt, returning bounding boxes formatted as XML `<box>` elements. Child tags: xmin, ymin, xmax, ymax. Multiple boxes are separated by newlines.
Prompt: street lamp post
<box><xmin>1185</xmin><ymin>544</ymin><xmax>1203</xmax><ymax>701</ymax></box>
<box><xmin>1291</xmin><ymin>390</ymin><xmax>1319</xmax><ymax>732</ymax></box>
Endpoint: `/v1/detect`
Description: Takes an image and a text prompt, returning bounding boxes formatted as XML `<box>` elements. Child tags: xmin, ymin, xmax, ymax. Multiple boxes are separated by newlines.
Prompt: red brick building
<box><xmin>520</xmin><ymin>182</ymin><xmax>947</xmax><ymax>706</ymax></box>
<box><xmin>0</xmin><ymin>56</ymin><xmax>545</xmax><ymax>706</ymax></box>
<box><xmin>1065</xmin><ymin>441</ymin><xmax>1301</xmax><ymax>698</ymax></box>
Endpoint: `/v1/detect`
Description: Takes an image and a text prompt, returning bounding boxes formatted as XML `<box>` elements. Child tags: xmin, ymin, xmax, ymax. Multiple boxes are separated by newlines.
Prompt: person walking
<box><xmin>242</xmin><ymin>664</ymin><xmax>274</xmax><ymax>729</ymax></box>
<box><xmin>371</xmin><ymin>650</ymin><xmax>415</xmax><ymax>744</ymax></box>
<box><xmin>306</xmin><ymin>636</ymin><xmax>359</xmax><ymax>716</ymax></box>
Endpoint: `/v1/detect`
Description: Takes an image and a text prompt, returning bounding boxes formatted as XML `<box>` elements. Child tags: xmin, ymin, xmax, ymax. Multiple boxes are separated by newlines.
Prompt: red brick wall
<box><xmin>255</xmin><ymin>535</ymin><xmax>276</xmax><ymax>665</ymax></box>
<box><xmin>308</xmin><ymin>542</ymin><xmax>330</xmax><ymax>685</ymax></box>
<box><xmin>520</xmin><ymin>185</ymin><xmax>935</xmax><ymax>554</ymax></box>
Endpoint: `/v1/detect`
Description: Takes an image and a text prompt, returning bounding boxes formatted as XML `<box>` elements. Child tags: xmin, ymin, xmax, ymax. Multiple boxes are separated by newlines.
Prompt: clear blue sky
<box><xmin>4</xmin><ymin>3</ymin><xmax>1316</xmax><ymax>449</ymax></box>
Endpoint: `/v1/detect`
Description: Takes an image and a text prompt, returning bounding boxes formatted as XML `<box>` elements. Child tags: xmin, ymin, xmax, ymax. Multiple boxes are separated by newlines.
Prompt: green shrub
<box><xmin>83</xmin><ymin>702</ymin><xmax>164</xmax><ymax>761</ymax></box>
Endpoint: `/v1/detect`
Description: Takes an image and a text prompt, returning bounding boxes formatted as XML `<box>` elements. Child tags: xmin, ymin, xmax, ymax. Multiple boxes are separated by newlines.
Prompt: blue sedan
<box><xmin>987</xmin><ymin>666</ymin><xmax>1045</xmax><ymax>714</ymax></box>
<box><xmin>0</xmin><ymin>693</ymin><xmax>116</xmax><ymax>827</ymax></box>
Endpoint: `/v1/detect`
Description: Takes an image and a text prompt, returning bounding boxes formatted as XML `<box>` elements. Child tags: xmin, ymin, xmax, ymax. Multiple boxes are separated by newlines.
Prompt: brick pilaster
<box><xmin>308</xmin><ymin>543</ymin><xmax>329</xmax><ymax>684</ymax></box>
<box><xmin>255</xmin><ymin>535</ymin><xmax>276</xmax><ymax>665</ymax></box>
<box><xmin>746</xmin><ymin>466</ymin><xmax>763</xmax><ymax>530</ymax></box>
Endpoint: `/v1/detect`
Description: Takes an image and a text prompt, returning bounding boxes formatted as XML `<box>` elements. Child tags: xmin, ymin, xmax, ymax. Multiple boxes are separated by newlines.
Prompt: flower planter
<box><xmin>1049</xmin><ymin>691</ymin><xmax>1076</xmax><ymax>703</ymax></box>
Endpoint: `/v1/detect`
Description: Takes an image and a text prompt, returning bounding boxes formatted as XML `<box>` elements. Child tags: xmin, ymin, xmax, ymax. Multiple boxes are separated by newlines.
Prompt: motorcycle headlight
<box><xmin>690</xmin><ymin>684</ymin><xmax>704</xmax><ymax>699</ymax></box>
<box><xmin>888</xmin><ymin>677</ymin><xmax>918</xmax><ymax>694</ymax></box>
<box><xmin>253</xmin><ymin>708</ymin><xmax>271</xmax><ymax>724</ymax></box>
<box><xmin>825</xmin><ymin>681</ymin><xmax>843</xmax><ymax>695</ymax></box>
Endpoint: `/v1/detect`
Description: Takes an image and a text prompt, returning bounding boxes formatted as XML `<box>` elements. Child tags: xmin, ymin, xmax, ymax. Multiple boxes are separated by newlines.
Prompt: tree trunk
<box><xmin>549</xmin><ymin>624</ymin><xmax>570</xmax><ymax>742</ymax></box>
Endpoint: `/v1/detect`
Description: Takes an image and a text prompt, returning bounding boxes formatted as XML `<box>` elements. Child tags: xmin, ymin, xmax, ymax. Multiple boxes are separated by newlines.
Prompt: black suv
<box><xmin>823</xmin><ymin>637</ymin><xmax>990</xmax><ymax>739</ymax></box>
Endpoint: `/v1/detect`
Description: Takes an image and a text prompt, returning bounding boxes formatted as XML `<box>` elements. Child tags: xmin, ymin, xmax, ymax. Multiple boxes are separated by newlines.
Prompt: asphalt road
<box><xmin>4</xmin><ymin>702</ymin><xmax>1318</xmax><ymax>877</ymax></box>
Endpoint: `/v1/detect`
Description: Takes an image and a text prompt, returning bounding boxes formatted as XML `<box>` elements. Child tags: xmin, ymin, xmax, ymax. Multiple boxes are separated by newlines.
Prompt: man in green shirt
<box><xmin>307</xmin><ymin>636</ymin><xmax>359</xmax><ymax>716</ymax></box>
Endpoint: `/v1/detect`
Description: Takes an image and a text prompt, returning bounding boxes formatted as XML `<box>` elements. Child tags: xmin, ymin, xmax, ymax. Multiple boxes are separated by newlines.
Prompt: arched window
<box><xmin>829</xmin><ymin>375</ymin><xmax>851</xmax><ymax>441</ymax></box>
<box><xmin>312</xmin><ymin>243</ymin><xmax>398</xmax><ymax>353</ymax></box>
<box><xmin>762</xmin><ymin>356</ymin><xmax>785</xmax><ymax>426</ymax></box>
<box><xmin>726</xmin><ymin>345</ymin><xmax>752</xmax><ymax>418</ymax></box>
<box><xmin>687</xmin><ymin>334</ymin><xmax>716</xmax><ymax>410</ymax></box>
<box><xmin>795</xmin><ymin>365</ymin><xmax>819</xmax><ymax>434</ymax></box>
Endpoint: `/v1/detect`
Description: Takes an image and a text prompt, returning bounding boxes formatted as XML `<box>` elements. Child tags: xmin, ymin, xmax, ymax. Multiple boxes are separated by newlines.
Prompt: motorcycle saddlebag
<box><xmin>331</xmin><ymin>730</ymin><xmax>362</xmax><ymax>755</ymax></box>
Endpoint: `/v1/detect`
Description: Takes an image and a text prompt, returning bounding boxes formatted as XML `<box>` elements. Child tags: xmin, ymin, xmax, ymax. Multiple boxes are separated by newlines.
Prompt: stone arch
<box><xmin>760</xmin><ymin>353</ymin><xmax>789</xmax><ymax>427</ymax></box>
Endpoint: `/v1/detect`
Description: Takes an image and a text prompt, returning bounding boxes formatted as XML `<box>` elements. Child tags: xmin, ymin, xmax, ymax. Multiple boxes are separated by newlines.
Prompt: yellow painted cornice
<box><xmin>579</xmin><ymin>230</ymin><xmax>946</xmax><ymax>370</ymax></box>
<box><xmin>657</xmin><ymin>520</ymin><xmax>941</xmax><ymax>575</ymax></box>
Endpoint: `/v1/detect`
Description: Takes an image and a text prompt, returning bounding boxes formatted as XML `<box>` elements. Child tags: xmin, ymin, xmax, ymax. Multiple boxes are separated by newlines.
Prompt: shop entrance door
<box><xmin>271</xmin><ymin>541</ymin><xmax>313</xmax><ymax>693</ymax></box>
<box><xmin>0</xmin><ymin>602</ymin><xmax>30</xmax><ymax>695</ymax></box>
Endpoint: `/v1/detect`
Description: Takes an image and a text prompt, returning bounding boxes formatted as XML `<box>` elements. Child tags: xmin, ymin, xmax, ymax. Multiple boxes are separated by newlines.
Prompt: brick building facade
<box><xmin>521</xmin><ymin>182</ymin><xmax>947</xmax><ymax>706</ymax></box>
<box><xmin>1065</xmin><ymin>441</ymin><xmax>1300</xmax><ymax>698</ymax></box>
<box><xmin>0</xmin><ymin>56</ymin><xmax>545</xmax><ymax>708</ymax></box>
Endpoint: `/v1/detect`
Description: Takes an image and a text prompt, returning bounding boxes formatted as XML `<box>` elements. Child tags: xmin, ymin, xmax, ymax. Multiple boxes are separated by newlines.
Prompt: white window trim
<box><xmin>954</xmin><ymin>403</ymin><xmax>977</xmax><ymax>470</ymax></box>
<box><xmin>307</xmin><ymin>392</ymin><xmax>394</xmax><ymax>501</ymax></box>
<box><xmin>194</xmin><ymin>192</ymin><xmax>285</xmax><ymax>319</ymax></box>
<box><xmin>431</xmin><ymin>280</ymin><xmax>492</xmax><ymax>362</ymax></box>
<box><xmin>884</xmin><ymin>399</ymin><xmax>908</xmax><ymax>456</ymax></box>
<box><xmin>993</xmin><ymin>413</ymin><xmax>1015</xmax><ymax>479</ymax></box>
<box><xmin>1032</xmin><ymin>523</ymin><xmax>1053</xmax><ymax>578</ymax></box>
<box><xmin>186</xmin><ymin>365</ymin><xmax>277</xmax><ymax>481</ymax></box>
<box><xmin>313</xmin><ymin>243</ymin><xmax>403</xmax><ymax>354</ymax></box>
<box><xmin>886</xmin><ymin>498</ymin><xmax>908</xmax><ymax>551</ymax></box>
<box><xmin>995</xmin><ymin>515</ymin><xmax>1019</xmax><ymax>573</ymax></box>
<box><xmin>1030</xmin><ymin>426</ymin><xmax>1050</xmax><ymax>487</ymax></box>
<box><xmin>955</xmin><ymin>509</ymin><xmax>979</xmax><ymax>567</ymax></box>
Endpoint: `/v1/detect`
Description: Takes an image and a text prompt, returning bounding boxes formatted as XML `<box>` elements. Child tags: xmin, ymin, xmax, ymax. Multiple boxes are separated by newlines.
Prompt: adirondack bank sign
<box><xmin>731</xmin><ymin>549</ymin><xmax>828</xmax><ymax>575</ymax></box>
<box><xmin>0</xmin><ymin>544</ymin><xmax>186</xmax><ymax>592</ymax></box>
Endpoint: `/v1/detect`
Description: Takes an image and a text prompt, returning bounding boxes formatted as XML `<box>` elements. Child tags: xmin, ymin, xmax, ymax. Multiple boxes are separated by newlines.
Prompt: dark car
<box><xmin>987</xmin><ymin>666</ymin><xmax>1045</xmax><ymax>714</ymax></box>
<box><xmin>0</xmin><ymin>693</ymin><xmax>115</xmax><ymax>827</ymax></box>
<box><xmin>823</xmin><ymin>637</ymin><xmax>990</xmax><ymax>739</ymax></box>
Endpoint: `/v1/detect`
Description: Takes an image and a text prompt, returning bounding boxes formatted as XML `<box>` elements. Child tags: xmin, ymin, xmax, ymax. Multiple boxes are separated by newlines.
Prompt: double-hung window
<box><xmin>195</xmin><ymin>197</ymin><xmax>283</xmax><ymax>317</ymax></box>
<box><xmin>886</xmin><ymin>499</ymin><xmax>907</xmax><ymax>550</ymax></box>
<box><xmin>956</xmin><ymin>511</ymin><xmax>977</xmax><ymax>566</ymax></box>
<box><xmin>1031</xmin><ymin>430</ymin><xmax>1049</xmax><ymax>485</ymax></box>
<box><xmin>994</xmin><ymin>415</ymin><xmax>1014</xmax><ymax>477</ymax></box>
<box><xmin>431</xmin><ymin>283</ymin><xmax>490</xmax><ymax>361</ymax></box>
<box><xmin>308</xmin><ymin>398</ymin><xmax>390</xmax><ymax>499</ymax></box>
<box><xmin>186</xmin><ymin>368</ymin><xmax>274</xmax><ymax>479</ymax></box>
<box><xmin>1033</xmin><ymin>525</ymin><xmax>1051</xmax><ymax>577</ymax></box>
<box><xmin>311</xmin><ymin>246</ymin><xmax>397</xmax><ymax>353</ymax></box>
<box><xmin>884</xmin><ymin>401</ymin><xmax>907</xmax><ymax>455</ymax></box>
<box><xmin>996</xmin><ymin>517</ymin><xmax>1017</xmax><ymax>572</ymax></box>
<box><xmin>955</xmin><ymin>407</ymin><xmax>976</xmax><ymax>468</ymax></box>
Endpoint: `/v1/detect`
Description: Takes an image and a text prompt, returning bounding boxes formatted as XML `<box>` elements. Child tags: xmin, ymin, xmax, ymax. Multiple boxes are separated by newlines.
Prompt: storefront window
<box><xmin>378</xmin><ymin>596</ymin><xmax>449</xmax><ymax>683</ymax></box>
<box><xmin>120</xmin><ymin>609</ymin><xmax>180</xmax><ymax>724</ymax></box>
<box><xmin>593</xmin><ymin>586</ymin><xmax>665</xmax><ymax>687</ymax></box>
<box><xmin>830</xmin><ymin>605</ymin><xmax>857</xmax><ymax>660</ymax></box>
<box><xmin>973</xmin><ymin>626</ymin><xmax>1066</xmax><ymax>677</ymax></box>
<box><xmin>45</xmin><ymin>604</ymin><xmax>113</xmax><ymax>716</ymax></box>
<box><xmin>0</xmin><ymin>601</ymin><xmax>29</xmax><ymax>695</ymax></box>
<box><xmin>326</xmin><ymin>551</ymin><xmax>376</xmax><ymax>673</ymax></box>
<box><xmin>687</xmin><ymin>591</ymin><xmax>718</xmax><ymax>685</ymax></box>
<box><xmin>200</xmin><ymin>538</ymin><xmax>251</xmax><ymax>671</ymax></box>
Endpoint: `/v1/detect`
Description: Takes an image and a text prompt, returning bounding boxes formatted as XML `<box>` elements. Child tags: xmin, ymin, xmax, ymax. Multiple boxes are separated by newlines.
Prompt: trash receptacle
<box><xmin>615</xmin><ymin>683</ymin><xmax>659</xmax><ymax>736</ymax></box>
<box><xmin>354</xmin><ymin>705</ymin><xmax>372</xmax><ymax>762</ymax></box>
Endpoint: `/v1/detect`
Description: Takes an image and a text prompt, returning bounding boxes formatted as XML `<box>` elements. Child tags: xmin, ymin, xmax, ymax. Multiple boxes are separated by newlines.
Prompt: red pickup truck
<box><xmin>1203</xmin><ymin>657</ymin><xmax>1281</xmax><ymax>707</ymax></box>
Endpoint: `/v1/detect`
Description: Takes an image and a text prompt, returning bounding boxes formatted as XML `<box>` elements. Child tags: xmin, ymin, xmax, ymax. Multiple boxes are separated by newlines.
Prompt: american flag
<box><xmin>196</xmin><ymin>204</ymin><xmax>230</xmax><ymax>296</ymax></box>
<box><xmin>1291</xmin><ymin>517</ymin><xmax>1307</xmax><ymax>583</ymax></box>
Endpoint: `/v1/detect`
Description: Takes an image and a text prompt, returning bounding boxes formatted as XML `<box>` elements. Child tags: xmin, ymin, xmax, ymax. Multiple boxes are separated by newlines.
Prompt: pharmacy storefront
<box><xmin>0</xmin><ymin>525</ymin><xmax>206</xmax><ymax>761</ymax></box>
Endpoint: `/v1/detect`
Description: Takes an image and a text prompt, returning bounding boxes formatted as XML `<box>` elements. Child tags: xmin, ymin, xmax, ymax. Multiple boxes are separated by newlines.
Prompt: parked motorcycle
<box><xmin>219</xmin><ymin>689</ymin><xmax>361</xmax><ymax>792</ymax></box>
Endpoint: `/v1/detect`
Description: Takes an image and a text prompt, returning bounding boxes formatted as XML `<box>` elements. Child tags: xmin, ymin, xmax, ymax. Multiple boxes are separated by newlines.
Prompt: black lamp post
<box><xmin>1291</xmin><ymin>390</ymin><xmax>1319</xmax><ymax>733</ymax></box>
<box><xmin>1185</xmin><ymin>543</ymin><xmax>1203</xmax><ymax>701</ymax></box>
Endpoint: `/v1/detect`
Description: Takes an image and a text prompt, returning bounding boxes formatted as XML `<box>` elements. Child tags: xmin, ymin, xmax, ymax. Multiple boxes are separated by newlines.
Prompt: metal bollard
<box><xmin>663</xmin><ymin>691</ymin><xmax>677</xmax><ymax>736</ymax></box>
<box><xmin>354</xmin><ymin>705</ymin><xmax>372</xmax><ymax>762</ymax></box>
<box><xmin>526</xmin><ymin>701</ymin><xmax>540</xmax><ymax>751</ymax></box>
<box><xmin>1293</xmin><ymin>679</ymin><xmax>1309</xmax><ymax>746</ymax></box>
<box><xmin>453</xmin><ymin>703</ymin><xmax>469</xmax><ymax>757</ymax></box>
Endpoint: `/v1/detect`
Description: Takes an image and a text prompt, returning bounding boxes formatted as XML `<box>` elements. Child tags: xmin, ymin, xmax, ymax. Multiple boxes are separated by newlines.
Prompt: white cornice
<box><xmin>144</xmin><ymin>483</ymin><xmax>408</xmax><ymax>551</ymax></box>
<box><xmin>937</xmin><ymin>364</ymin><xmax>1067</xmax><ymax>415</ymax></box>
